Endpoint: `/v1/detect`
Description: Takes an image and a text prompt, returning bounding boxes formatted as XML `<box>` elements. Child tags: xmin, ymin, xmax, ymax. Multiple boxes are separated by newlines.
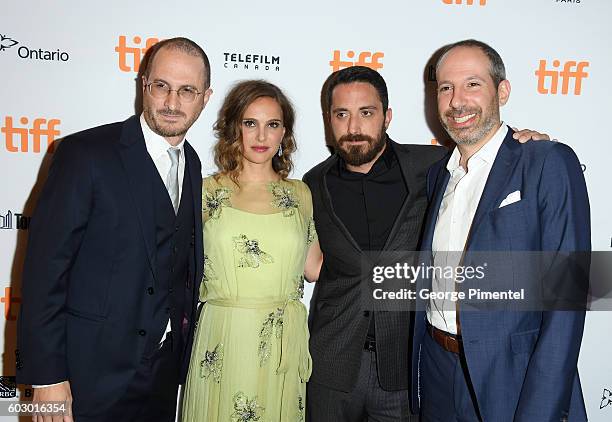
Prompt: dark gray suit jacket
<box><xmin>303</xmin><ymin>139</ymin><xmax>446</xmax><ymax>392</ymax></box>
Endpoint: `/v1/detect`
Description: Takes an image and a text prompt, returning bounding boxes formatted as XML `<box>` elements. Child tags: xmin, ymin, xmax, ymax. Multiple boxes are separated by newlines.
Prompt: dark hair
<box><xmin>436</xmin><ymin>39</ymin><xmax>506</xmax><ymax>88</ymax></box>
<box><xmin>143</xmin><ymin>37</ymin><xmax>211</xmax><ymax>89</ymax></box>
<box><xmin>324</xmin><ymin>66</ymin><xmax>389</xmax><ymax>117</ymax></box>
<box><xmin>213</xmin><ymin>80</ymin><xmax>296</xmax><ymax>184</ymax></box>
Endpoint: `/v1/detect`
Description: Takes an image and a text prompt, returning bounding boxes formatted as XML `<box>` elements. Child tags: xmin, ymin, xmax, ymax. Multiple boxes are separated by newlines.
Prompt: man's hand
<box><xmin>512</xmin><ymin>127</ymin><xmax>552</xmax><ymax>143</ymax></box>
<box><xmin>32</xmin><ymin>381</ymin><xmax>73</xmax><ymax>422</ymax></box>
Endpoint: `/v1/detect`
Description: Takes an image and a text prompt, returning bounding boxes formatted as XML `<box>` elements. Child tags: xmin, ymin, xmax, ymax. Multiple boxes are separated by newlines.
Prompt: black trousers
<box><xmin>75</xmin><ymin>334</ymin><xmax>180</xmax><ymax>422</ymax></box>
<box><xmin>307</xmin><ymin>349</ymin><xmax>418</xmax><ymax>422</ymax></box>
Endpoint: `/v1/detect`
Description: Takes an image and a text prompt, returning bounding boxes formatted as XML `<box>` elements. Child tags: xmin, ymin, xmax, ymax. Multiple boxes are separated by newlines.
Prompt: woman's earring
<box><xmin>277</xmin><ymin>143</ymin><xmax>283</xmax><ymax>157</ymax></box>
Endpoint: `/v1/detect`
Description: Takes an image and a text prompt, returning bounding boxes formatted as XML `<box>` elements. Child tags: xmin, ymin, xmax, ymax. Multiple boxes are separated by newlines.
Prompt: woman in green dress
<box><xmin>182</xmin><ymin>80</ymin><xmax>323</xmax><ymax>421</ymax></box>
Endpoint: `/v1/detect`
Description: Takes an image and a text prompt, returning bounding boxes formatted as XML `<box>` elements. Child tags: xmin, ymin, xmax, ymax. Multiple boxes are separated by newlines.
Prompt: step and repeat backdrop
<box><xmin>2</xmin><ymin>0</ymin><xmax>611</xmax><ymax>420</ymax></box>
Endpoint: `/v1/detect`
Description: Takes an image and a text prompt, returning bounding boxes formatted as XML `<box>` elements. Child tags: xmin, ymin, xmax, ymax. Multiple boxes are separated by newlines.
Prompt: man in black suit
<box><xmin>303</xmin><ymin>66</ymin><xmax>545</xmax><ymax>421</ymax></box>
<box><xmin>17</xmin><ymin>37</ymin><xmax>212</xmax><ymax>421</ymax></box>
<box><xmin>303</xmin><ymin>66</ymin><xmax>445</xmax><ymax>422</ymax></box>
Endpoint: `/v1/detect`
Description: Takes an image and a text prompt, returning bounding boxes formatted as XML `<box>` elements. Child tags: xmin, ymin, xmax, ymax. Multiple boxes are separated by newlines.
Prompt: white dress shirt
<box><xmin>427</xmin><ymin>123</ymin><xmax>507</xmax><ymax>335</ymax></box>
<box><xmin>140</xmin><ymin>114</ymin><xmax>185</xmax><ymax>202</ymax></box>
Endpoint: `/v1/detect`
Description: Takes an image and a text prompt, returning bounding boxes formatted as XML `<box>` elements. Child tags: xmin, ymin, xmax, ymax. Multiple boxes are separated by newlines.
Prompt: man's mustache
<box><xmin>337</xmin><ymin>134</ymin><xmax>376</xmax><ymax>145</ymax></box>
<box><xmin>158</xmin><ymin>108</ymin><xmax>186</xmax><ymax>118</ymax></box>
<box><xmin>444</xmin><ymin>107</ymin><xmax>479</xmax><ymax>118</ymax></box>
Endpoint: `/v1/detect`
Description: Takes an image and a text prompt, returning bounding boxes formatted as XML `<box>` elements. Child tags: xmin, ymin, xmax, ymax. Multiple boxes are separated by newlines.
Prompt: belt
<box><xmin>206</xmin><ymin>298</ymin><xmax>312</xmax><ymax>382</ymax></box>
<box><xmin>427</xmin><ymin>323</ymin><xmax>461</xmax><ymax>354</ymax></box>
<box><xmin>363</xmin><ymin>338</ymin><xmax>376</xmax><ymax>353</ymax></box>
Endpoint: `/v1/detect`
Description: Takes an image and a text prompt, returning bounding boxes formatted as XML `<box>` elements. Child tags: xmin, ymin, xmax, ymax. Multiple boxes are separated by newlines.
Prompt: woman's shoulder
<box><xmin>203</xmin><ymin>173</ymin><xmax>233</xmax><ymax>191</ymax></box>
<box><xmin>283</xmin><ymin>178</ymin><xmax>313</xmax><ymax>209</ymax></box>
<box><xmin>284</xmin><ymin>178</ymin><xmax>310</xmax><ymax>193</ymax></box>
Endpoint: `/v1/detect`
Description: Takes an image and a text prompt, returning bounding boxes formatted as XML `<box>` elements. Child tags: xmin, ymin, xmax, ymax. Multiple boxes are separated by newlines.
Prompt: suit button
<box><xmin>138</xmin><ymin>329</ymin><xmax>146</xmax><ymax>336</ymax></box>
<box><xmin>363</xmin><ymin>311</ymin><xmax>370</xmax><ymax>317</ymax></box>
<box><xmin>147</xmin><ymin>287</ymin><xmax>154</xmax><ymax>295</ymax></box>
<box><xmin>175</xmin><ymin>225</ymin><xmax>180</xmax><ymax>231</ymax></box>
<box><xmin>173</xmin><ymin>246</ymin><xmax>179</xmax><ymax>253</ymax></box>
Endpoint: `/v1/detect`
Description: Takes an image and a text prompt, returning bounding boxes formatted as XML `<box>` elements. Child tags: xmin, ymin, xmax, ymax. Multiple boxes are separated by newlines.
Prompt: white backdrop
<box><xmin>2</xmin><ymin>0</ymin><xmax>610</xmax><ymax>420</ymax></box>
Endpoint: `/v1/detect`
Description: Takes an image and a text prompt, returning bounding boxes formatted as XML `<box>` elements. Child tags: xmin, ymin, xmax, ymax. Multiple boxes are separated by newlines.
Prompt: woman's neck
<box><xmin>238</xmin><ymin>160</ymin><xmax>280</xmax><ymax>183</ymax></box>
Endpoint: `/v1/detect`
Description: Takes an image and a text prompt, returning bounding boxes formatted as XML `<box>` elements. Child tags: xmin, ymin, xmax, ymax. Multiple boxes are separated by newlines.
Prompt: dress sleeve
<box><xmin>297</xmin><ymin>180</ymin><xmax>317</xmax><ymax>245</ymax></box>
<box><xmin>201</xmin><ymin>175</ymin><xmax>216</xmax><ymax>224</ymax></box>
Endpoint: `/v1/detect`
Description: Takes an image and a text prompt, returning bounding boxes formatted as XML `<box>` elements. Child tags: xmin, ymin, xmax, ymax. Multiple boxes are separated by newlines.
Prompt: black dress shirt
<box><xmin>326</xmin><ymin>138</ymin><xmax>408</xmax><ymax>339</ymax></box>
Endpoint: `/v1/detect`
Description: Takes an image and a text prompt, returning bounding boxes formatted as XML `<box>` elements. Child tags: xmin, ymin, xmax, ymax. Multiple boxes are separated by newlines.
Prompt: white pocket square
<box><xmin>499</xmin><ymin>190</ymin><xmax>521</xmax><ymax>208</ymax></box>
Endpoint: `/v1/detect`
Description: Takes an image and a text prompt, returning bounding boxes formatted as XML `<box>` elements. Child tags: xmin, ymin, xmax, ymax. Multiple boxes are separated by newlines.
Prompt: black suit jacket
<box><xmin>16</xmin><ymin>115</ymin><xmax>203</xmax><ymax>409</ymax></box>
<box><xmin>303</xmin><ymin>140</ymin><xmax>446</xmax><ymax>392</ymax></box>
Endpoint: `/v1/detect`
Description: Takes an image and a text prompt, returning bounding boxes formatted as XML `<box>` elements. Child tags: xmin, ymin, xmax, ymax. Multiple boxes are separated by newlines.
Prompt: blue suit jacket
<box><xmin>410</xmin><ymin>127</ymin><xmax>590</xmax><ymax>421</ymax></box>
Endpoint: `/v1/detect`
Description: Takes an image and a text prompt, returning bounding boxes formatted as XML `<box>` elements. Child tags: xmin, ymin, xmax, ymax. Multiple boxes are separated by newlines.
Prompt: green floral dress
<box><xmin>182</xmin><ymin>176</ymin><xmax>316</xmax><ymax>422</ymax></box>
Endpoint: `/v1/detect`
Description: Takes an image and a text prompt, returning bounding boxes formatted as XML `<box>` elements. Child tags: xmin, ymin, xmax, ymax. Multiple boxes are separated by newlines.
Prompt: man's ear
<box><xmin>498</xmin><ymin>80</ymin><xmax>511</xmax><ymax>106</ymax></box>
<box><xmin>384</xmin><ymin>107</ymin><xmax>393</xmax><ymax>130</ymax></box>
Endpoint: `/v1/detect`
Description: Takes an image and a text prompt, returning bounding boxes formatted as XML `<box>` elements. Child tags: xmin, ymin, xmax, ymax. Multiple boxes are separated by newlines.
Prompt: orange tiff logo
<box><xmin>535</xmin><ymin>60</ymin><xmax>589</xmax><ymax>95</ymax></box>
<box><xmin>115</xmin><ymin>35</ymin><xmax>160</xmax><ymax>73</ymax></box>
<box><xmin>330</xmin><ymin>50</ymin><xmax>384</xmax><ymax>72</ymax></box>
<box><xmin>2</xmin><ymin>116</ymin><xmax>61</xmax><ymax>153</ymax></box>
<box><xmin>442</xmin><ymin>0</ymin><xmax>486</xmax><ymax>4</ymax></box>
<box><xmin>1</xmin><ymin>287</ymin><xmax>20</xmax><ymax>321</ymax></box>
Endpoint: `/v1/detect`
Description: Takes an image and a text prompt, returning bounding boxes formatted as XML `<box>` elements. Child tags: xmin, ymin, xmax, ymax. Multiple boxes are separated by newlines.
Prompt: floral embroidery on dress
<box><xmin>199</xmin><ymin>343</ymin><xmax>223</xmax><ymax>383</ymax></box>
<box><xmin>203</xmin><ymin>187</ymin><xmax>231</xmax><ymax>219</ymax></box>
<box><xmin>306</xmin><ymin>218</ymin><xmax>316</xmax><ymax>245</ymax></box>
<box><xmin>288</xmin><ymin>275</ymin><xmax>305</xmax><ymax>301</ymax></box>
<box><xmin>233</xmin><ymin>234</ymin><xmax>274</xmax><ymax>268</ymax></box>
<box><xmin>269</xmin><ymin>182</ymin><xmax>299</xmax><ymax>217</ymax></box>
<box><xmin>297</xmin><ymin>395</ymin><xmax>305</xmax><ymax>421</ymax></box>
<box><xmin>231</xmin><ymin>392</ymin><xmax>264</xmax><ymax>422</ymax></box>
<box><xmin>258</xmin><ymin>308</ymin><xmax>284</xmax><ymax>366</ymax></box>
<box><xmin>202</xmin><ymin>254</ymin><xmax>217</xmax><ymax>282</ymax></box>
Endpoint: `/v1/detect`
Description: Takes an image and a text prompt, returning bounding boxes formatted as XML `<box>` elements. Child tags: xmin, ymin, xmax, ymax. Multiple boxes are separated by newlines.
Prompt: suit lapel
<box><xmin>184</xmin><ymin>142</ymin><xmax>203</xmax><ymax>284</ymax></box>
<box><xmin>421</xmin><ymin>157</ymin><xmax>451</xmax><ymax>252</ymax></box>
<box><xmin>117</xmin><ymin>115</ymin><xmax>157</xmax><ymax>280</ymax></box>
<box><xmin>465</xmin><ymin>129</ymin><xmax>521</xmax><ymax>250</ymax></box>
<box><xmin>319</xmin><ymin>155</ymin><xmax>363</xmax><ymax>254</ymax></box>
<box><xmin>380</xmin><ymin>141</ymin><xmax>419</xmax><ymax>251</ymax></box>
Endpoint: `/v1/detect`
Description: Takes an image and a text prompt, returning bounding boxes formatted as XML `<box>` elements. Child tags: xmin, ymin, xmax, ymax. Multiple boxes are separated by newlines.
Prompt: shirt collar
<box><xmin>446</xmin><ymin>122</ymin><xmax>507</xmax><ymax>172</ymax></box>
<box><xmin>139</xmin><ymin>113</ymin><xmax>186</xmax><ymax>158</ymax></box>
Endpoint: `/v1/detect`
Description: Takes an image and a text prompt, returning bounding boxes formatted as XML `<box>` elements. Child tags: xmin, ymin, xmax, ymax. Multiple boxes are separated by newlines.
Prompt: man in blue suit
<box><xmin>411</xmin><ymin>39</ymin><xmax>590</xmax><ymax>421</ymax></box>
<box><xmin>17</xmin><ymin>37</ymin><xmax>211</xmax><ymax>421</ymax></box>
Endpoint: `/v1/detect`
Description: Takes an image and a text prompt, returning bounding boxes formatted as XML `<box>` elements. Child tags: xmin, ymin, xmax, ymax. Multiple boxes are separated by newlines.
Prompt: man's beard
<box><xmin>333</xmin><ymin>125</ymin><xmax>387</xmax><ymax>167</ymax></box>
<box><xmin>440</xmin><ymin>96</ymin><xmax>500</xmax><ymax>146</ymax></box>
<box><xmin>144</xmin><ymin>105</ymin><xmax>195</xmax><ymax>138</ymax></box>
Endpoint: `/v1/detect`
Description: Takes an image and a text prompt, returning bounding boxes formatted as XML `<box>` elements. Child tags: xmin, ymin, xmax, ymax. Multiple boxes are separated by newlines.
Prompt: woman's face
<box><xmin>240</xmin><ymin>96</ymin><xmax>286</xmax><ymax>167</ymax></box>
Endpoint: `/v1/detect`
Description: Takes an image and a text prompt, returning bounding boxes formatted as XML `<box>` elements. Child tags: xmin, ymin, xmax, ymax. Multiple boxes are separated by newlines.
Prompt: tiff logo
<box><xmin>442</xmin><ymin>0</ymin><xmax>486</xmax><ymax>4</ymax></box>
<box><xmin>535</xmin><ymin>60</ymin><xmax>589</xmax><ymax>95</ymax></box>
<box><xmin>330</xmin><ymin>50</ymin><xmax>384</xmax><ymax>72</ymax></box>
<box><xmin>0</xmin><ymin>287</ymin><xmax>20</xmax><ymax>321</ymax></box>
<box><xmin>115</xmin><ymin>35</ymin><xmax>160</xmax><ymax>73</ymax></box>
<box><xmin>2</xmin><ymin>117</ymin><xmax>60</xmax><ymax>153</ymax></box>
